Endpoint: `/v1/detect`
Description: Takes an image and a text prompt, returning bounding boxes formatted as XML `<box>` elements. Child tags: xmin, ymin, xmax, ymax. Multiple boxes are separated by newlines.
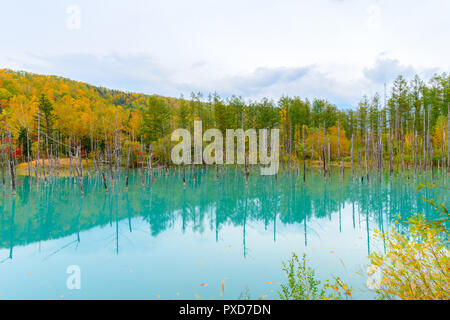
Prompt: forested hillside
<box><xmin>0</xmin><ymin>68</ymin><xmax>448</xmax><ymax>168</ymax></box>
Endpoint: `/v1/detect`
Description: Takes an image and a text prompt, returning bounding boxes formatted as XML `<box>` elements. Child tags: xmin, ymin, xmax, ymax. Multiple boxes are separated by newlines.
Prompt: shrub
<box><xmin>279</xmin><ymin>253</ymin><xmax>352</xmax><ymax>300</ymax></box>
<box><xmin>368</xmin><ymin>183</ymin><xmax>449</xmax><ymax>300</ymax></box>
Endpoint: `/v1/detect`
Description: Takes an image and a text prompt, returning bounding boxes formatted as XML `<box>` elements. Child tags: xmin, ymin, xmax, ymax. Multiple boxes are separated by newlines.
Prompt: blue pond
<box><xmin>0</xmin><ymin>168</ymin><xmax>448</xmax><ymax>299</ymax></box>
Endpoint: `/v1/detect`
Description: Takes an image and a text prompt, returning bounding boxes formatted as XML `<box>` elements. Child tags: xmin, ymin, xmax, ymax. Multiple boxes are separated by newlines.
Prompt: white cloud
<box><xmin>0</xmin><ymin>0</ymin><xmax>448</xmax><ymax>107</ymax></box>
<box><xmin>363</xmin><ymin>56</ymin><xmax>416</xmax><ymax>84</ymax></box>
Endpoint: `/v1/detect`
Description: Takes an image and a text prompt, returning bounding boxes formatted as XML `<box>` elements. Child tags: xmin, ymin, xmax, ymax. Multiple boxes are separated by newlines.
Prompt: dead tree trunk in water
<box><xmin>36</xmin><ymin>110</ymin><xmax>41</xmax><ymax>183</ymax></box>
<box><xmin>439</xmin><ymin>112</ymin><xmax>443</xmax><ymax>176</ymax></box>
<box><xmin>79</xmin><ymin>141</ymin><xmax>83</xmax><ymax>179</ymax></box>
<box><xmin>337</xmin><ymin>120</ymin><xmax>341</xmax><ymax>174</ymax></box>
<box><xmin>125</xmin><ymin>136</ymin><xmax>131</xmax><ymax>190</ymax></box>
<box><xmin>427</xmin><ymin>104</ymin><xmax>431</xmax><ymax>173</ymax></box>
<box><xmin>107</xmin><ymin>135</ymin><xmax>114</xmax><ymax>189</ymax></box>
<box><xmin>183</xmin><ymin>162</ymin><xmax>186</xmax><ymax>187</ymax></box>
<box><xmin>244</xmin><ymin>154</ymin><xmax>249</xmax><ymax>185</ymax></box>
<box><xmin>114</xmin><ymin>111</ymin><xmax>119</xmax><ymax>180</ymax></box>
<box><xmin>327</xmin><ymin>137</ymin><xmax>331</xmax><ymax>178</ymax></box>
<box><xmin>447</xmin><ymin>103</ymin><xmax>449</xmax><ymax>174</ymax></box>
<box><xmin>323</xmin><ymin>122</ymin><xmax>326</xmax><ymax>179</ymax></box>
<box><xmin>8</xmin><ymin>131</ymin><xmax>16</xmax><ymax>195</ymax></box>
<box><xmin>351</xmin><ymin>134</ymin><xmax>354</xmax><ymax>181</ymax></box>
<box><xmin>1</xmin><ymin>134</ymin><xmax>5</xmax><ymax>187</ymax></box>
<box><xmin>412</xmin><ymin>117</ymin><xmax>416</xmax><ymax>177</ymax></box>
<box><xmin>302</xmin><ymin>125</ymin><xmax>306</xmax><ymax>184</ymax></box>
<box><xmin>68</xmin><ymin>137</ymin><xmax>73</xmax><ymax>180</ymax></box>
<box><xmin>148</xmin><ymin>144</ymin><xmax>154</xmax><ymax>183</ymax></box>
<box><xmin>162</xmin><ymin>123</ymin><xmax>167</xmax><ymax>175</ymax></box>
<box><xmin>75</xmin><ymin>146</ymin><xmax>84</xmax><ymax>195</ymax></box>
<box><xmin>102</xmin><ymin>171</ymin><xmax>108</xmax><ymax>191</ymax></box>
<box><xmin>388</xmin><ymin>124</ymin><xmax>392</xmax><ymax>176</ymax></box>
<box><xmin>365</xmin><ymin>130</ymin><xmax>369</xmax><ymax>184</ymax></box>
<box><xmin>140</xmin><ymin>136</ymin><xmax>145</xmax><ymax>187</ymax></box>
<box><xmin>26</xmin><ymin>130</ymin><xmax>31</xmax><ymax>179</ymax></box>
<box><xmin>425</xmin><ymin>106</ymin><xmax>428</xmax><ymax>172</ymax></box>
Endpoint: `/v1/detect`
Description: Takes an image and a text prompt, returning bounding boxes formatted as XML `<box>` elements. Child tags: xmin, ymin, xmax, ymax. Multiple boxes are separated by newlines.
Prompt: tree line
<box><xmin>0</xmin><ymin>69</ymin><xmax>449</xmax><ymax>184</ymax></box>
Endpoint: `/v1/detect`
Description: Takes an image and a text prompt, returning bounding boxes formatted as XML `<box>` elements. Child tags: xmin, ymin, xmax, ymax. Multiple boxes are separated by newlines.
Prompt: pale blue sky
<box><xmin>0</xmin><ymin>0</ymin><xmax>448</xmax><ymax>107</ymax></box>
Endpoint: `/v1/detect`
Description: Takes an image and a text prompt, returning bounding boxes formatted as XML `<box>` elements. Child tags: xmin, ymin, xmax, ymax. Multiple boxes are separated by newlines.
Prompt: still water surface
<box><xmin>0</xmin><ymin>168</ymin><xmax>447</xmax><ymax>299</ymax></box>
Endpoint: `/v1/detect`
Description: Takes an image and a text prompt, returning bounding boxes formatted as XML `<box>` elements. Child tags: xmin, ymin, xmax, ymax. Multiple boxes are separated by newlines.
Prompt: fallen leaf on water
<box><xmin>260</xmin><ymin>295</ymin><xmax>267</xmax><ymax>299</ymax></box>
<box><xmin>199</xmin><ymin>283</ymin><xmax>208</xmax><ymax>287</ymax></box>
<box><xmin>221</xmin><ymin>280</ymin><xmax>225</xmax><ymax>292</ymax></box>
<box><xmin>156</xmin><ymin>295</ymin><xmax>161</xmax><ymax>298</ymax></box>
<box><xmin>329</xmin><ymin>251</ymin><xmax>335</xmax><ymax>254</ymax></box>
<box><xmin>195</xmin><ymin>294</ymin><xmax>201</xmax><ymax>300</ymax></box>
<box><xmin>266</xmin><ymin>281</ymin><xmax>273</xmax><ymax>284</ymax></box>
<box><xmin>227</xmin><ymin>244</ymin><xmax>232</xmax><ymax>247</ymax></box>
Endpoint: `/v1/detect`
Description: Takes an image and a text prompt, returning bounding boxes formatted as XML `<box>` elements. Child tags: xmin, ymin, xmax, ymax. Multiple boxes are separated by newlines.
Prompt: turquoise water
<box><xmin>0</xmin><ymin>168</ymin><xmax>448</xmax><ymax>300</ymax></box>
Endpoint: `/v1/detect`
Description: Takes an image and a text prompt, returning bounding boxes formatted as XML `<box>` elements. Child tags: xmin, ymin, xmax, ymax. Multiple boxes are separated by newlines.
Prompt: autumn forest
<box><xmin>0</xmin><ymin>68</ymin><xmax>449</xmax><ymax>185</ymax></box>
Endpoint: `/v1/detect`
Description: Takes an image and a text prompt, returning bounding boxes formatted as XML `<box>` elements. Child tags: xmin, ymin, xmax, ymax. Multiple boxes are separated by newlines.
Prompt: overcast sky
<box><xmin>0</xmin><ymin>0</ymin><xmax>448</xmax><ymax>108</ymax></box>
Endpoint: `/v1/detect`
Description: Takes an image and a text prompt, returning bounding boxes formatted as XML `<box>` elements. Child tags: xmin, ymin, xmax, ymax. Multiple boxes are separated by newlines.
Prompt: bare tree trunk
<box><xmin>351</xmin><ymin>134</ymin><xmax>354</xmax><ymax>181</ymax></box>
<box><xmin>365</xmin><ymin>130</ymin><xmax>369</xmax><ymax>184</ymax></box>
<box><xmin>79</xmin><ymin>141</ymin><xmax>84</xmax><ymax>178</ymax></box>
<box><xmin>302</xmin><ymin>125</ymin><xmax>306</xmax><ymax>184</ymax></box>
<box><xmin>1</xmin><ymin>134</ymin><xmax>5</xmax><ymax>187</ymax></box>
<box><xmin>447</xmin><ymin>103</ymin><xmax>449</xmax><ymax>174</ymax></box>
<box><xmin>245</xmin><ymin>154</ymin><xmax>249</xmax><ymax>185</ymax></box>
<box><xmin>101</xmin><ymin>171</ymin><xmax>108</xmax><ymax>191</ymax></box>
<box><xmin>37</xmin><ymin>110</ymin><xmax>41</xmax><ymax>182</ymax></box>
<box><xmin>148</xmin><ymin>144</ymin><xmax>154</xmax><ymax>183</ymax></box>
<box><xmin>338</xmin><ymin>120</ymin><xmax>340</xmax><ymax>174</ymax></box>
<box><xmin>183</xmin><ymin>162</ymin><xmax>186</xmax><ymax>187</ymax></box>
<box><xmin>439</xmin><ymin>112</ymin><xmax>443</xmax><ymax>172</ymax></box>
<box><xmin>427</xmin><ymin>104</ymin><xmax>431</xmax><ymax>173</ymax></box>
<box><xmin>43</xmin><ymin>134</ymin><xmax>48</xmax><ymax>182</ymax></box>
<box><xmin>400</xmin><ymin>118</ymin><xmax>405</xmax><ymax>172</ymax></box>
<box><xmin>68</xmin><ymin>137</ymin><xmax>73</xmax><ymax>179</ymax></box>
<box><xmin>162</xmin><ymin>123</ymin><xmax>167</xmax><ymax>173</ymax></box>
<box><xmin>289</xmin><ymin>118</ymin><xmax>293</xmax><ymax>170</ymax></box>
<box><xmin>423</xmin><ymin>105</ymin><xmax>427</xmax><ymax>173</ymax></box>
<box><xmin>26</xmin><ymin>130</ymin><xmax>31</xmax><ymax>179</ymax></box>
<box><xmin>323</xmin><ymin>122</ymin><xmax>326</xmax><ymax>178</ymax></box>
<box><xmin>328</xmin><ymin>137</ymin><xmax>331</xmax><ymax>178</ymax></box>
<box><xmin>388</xmin><ymin>123</ymin><xmax>392</xmax><ymax>176</ymax></box>
<box><xmin>75</xmin><ymin>146</ymin><xmax>84</xmax><ymax>195</ymax></box>
<box><xmin>140</xmin><ymin>136</ymin><xmax>145</xmax><ymax>187</ymax></box>
<box><xmin>8</xmin><ymin>131</ymin><xmax>16</xmax><ymax>195</ymax></box>
<box><xmin>125</xmin><ymin>136</ymin><xmax>131</xmax><ymax>190</ymax></box>
<box><xmin>413</xmin><ymin>128</ymin><xmax>416</xmax><ymax>177</ymax></box>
